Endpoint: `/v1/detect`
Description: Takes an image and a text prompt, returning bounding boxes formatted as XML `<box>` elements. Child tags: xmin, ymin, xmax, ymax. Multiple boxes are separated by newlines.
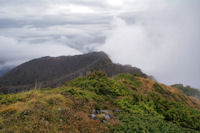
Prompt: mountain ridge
<box><xmin>0</xmin><ymin>51</ymin><xmax>147</xmax><ymax>93</ymax></box>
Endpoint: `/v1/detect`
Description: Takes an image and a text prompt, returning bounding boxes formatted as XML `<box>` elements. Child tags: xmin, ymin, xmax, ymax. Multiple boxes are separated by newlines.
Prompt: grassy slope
<box><xmin>0</xmin><ymin>71</ymin><xmax>200</xmax><ymax>133</ymax></box>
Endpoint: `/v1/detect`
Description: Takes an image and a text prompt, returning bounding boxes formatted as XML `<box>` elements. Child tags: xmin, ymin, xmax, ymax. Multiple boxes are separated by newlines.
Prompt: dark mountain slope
<box><xmin>0</xmin><ymin>52</ymin><xmax>147</xmax><ymax>93</ymax></box>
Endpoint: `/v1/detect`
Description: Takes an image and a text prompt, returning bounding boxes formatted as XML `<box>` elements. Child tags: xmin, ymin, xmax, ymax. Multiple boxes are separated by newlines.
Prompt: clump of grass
<box><xmin>45</xmin><ymin>94</ymin><xmax>67</xmax><ymax>106</ymax></box>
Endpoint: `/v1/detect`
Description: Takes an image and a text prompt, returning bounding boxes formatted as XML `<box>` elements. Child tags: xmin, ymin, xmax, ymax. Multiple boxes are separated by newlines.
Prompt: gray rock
<box><xmin>23</xmin><ymin>110</ymin><xmax>30</xmax><ymax>115</ymax></box>
<box><xmin>96</xmin><ymin>110</ymin><xmax>101</xmax><ymax>114</ymax></box>
<box><xmin>105</xmin><ymin>114</ymin><xmax>111</xmax><ymax>120</ymax></box>
<box><xmin>23</xmin><ymin>110</ymin><xmax>28</xmax><ymax>115</ymax></box>
<box><xmin>100</xmin><ymin>110</ymin><xmax>109</xmax><ymax>113</ymax></box>
<box><xmin>102</xmin><ymin>120</ymin><xmax>107</xmax><ymax>123</ymax></box>
<box><xmin>92</xmin><ymin>109</ymin><xmax>96</xmax><ymax>113</ymax></box>
<box><xmin>90</xmin><ymin>114</ymin><xmax>96</xmax><ymax>119</ymax></box>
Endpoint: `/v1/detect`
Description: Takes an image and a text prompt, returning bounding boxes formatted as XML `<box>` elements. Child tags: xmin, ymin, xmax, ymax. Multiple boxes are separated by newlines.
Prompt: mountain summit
<box><xmin>0</xmin><ymin>52</ymin><xmax>147</xmax><ymax>93</ymax></box>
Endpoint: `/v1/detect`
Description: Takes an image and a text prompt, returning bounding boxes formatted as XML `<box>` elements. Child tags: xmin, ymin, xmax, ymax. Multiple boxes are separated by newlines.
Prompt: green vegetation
<box><xmin>68</xmin><ymin>71</ymin><xmax>130</xmax><ymax>96</ymax></box>
<box><xmin>148</xmin><ymin>93</ymin><xmax>200</xmax><ymax>130</ymax></box>
<box><xmin>0</xmin><ymin>71</ymin><xmax>200</xmax><ymax>132</ymax></box>
<box><xmin>113</xmin><ymin>92</ymin><xmax>200</xmax><ymax>132</ymax></box>
<box><xmin>172</xmin><ymin>84</ymin><xmax>200</xmax><ymax>99</ymax></box>
<box><xmin>111</xmin><ymin>113</ymin><xmax>196</xmax><ymax>133</ymax></box>
<box><xmin>153</xmin><ymin>83</ymin><xmax>166</xmax><ymax>94</ymax></box>
<box><xmin>114</xmin><ymin>73</ymin><xmax>142</xmax><ymax>89</ymax></box>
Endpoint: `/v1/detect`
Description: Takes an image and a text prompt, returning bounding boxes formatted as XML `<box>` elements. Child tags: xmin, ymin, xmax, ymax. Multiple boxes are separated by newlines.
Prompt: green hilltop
<box><xmin>0</xmin><ymin>71</ymin><xmax>200</xmax><ymax>133</ymax></box>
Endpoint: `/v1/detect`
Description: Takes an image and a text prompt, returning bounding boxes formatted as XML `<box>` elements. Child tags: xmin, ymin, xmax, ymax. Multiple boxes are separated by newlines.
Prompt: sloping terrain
<box><xmin>0</xmin><ymin>52</ymin><xmax>146</xmax><ymax>93</ymax></box>
<box><xmin>0</xmin><ymin>71</ymin><xmax>199</xmax><ymax>133</ymax></box>
<box><xmin>172</xmin><ymin>84</ymin><xmax>200</xmax><ymax>99</ymax></box>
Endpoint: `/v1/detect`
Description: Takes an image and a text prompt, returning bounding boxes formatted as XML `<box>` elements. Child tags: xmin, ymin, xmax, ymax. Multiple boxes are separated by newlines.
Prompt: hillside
<box><xmin>0</xmin><ymin>71</ymin><xmax>200</xmax><ymax>133</ymax></box>
<box><xmin>172</xmin><ymin>84</ymin><xmax>200</xmax><ymax>99</ymax></box>
<box><xmin>0</xmin><ymin>52</ymin><xmax>146</xmax><ymax>93</ymax></box>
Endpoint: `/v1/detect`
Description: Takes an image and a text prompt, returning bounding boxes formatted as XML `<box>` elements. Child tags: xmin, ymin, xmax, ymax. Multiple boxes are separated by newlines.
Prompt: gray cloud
<box><xmin>0</xmin><ymin>0</ymin><xmax>200</xmax><ymax>88</ymax></box>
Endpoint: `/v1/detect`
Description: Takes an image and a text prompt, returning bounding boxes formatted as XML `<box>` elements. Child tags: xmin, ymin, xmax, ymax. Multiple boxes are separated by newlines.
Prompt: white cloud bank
<box><xmin>98</xmin><ymin>0</ymin><xmax>200</xmax><ymax>88</ymax></box>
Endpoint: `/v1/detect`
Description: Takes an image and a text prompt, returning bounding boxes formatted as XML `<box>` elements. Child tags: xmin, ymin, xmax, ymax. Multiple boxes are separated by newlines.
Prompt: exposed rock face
<box><xmin>0</xmin><ymin>52</ymin><xmax>147</xmax><ymax>93</ymax></box>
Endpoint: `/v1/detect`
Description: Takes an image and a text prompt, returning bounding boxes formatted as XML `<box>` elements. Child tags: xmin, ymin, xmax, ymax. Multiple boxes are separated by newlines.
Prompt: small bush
<box><xmin>68</xmin><ymin>71</ymin><xmax>130</xmax><ymax>96</ymax></box>
<box><xmin>45</xmin><ymin>94</ymin><xmax>66</xmax><ymax>105</ymax></box>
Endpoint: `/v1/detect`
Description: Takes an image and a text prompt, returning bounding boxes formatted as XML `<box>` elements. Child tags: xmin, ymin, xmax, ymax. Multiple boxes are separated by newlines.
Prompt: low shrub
<box><xmin>67</xmin><ymin>71</ymin><xmax>130</xmax><ymax>96</ymax></box>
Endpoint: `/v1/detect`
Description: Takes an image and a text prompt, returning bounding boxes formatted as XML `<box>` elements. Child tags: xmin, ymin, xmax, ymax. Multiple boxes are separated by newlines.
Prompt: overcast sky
<box><xmin>0</xmin><ymin>0</ymin><xmax>200</xmax><ymax>88</ymax></box>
